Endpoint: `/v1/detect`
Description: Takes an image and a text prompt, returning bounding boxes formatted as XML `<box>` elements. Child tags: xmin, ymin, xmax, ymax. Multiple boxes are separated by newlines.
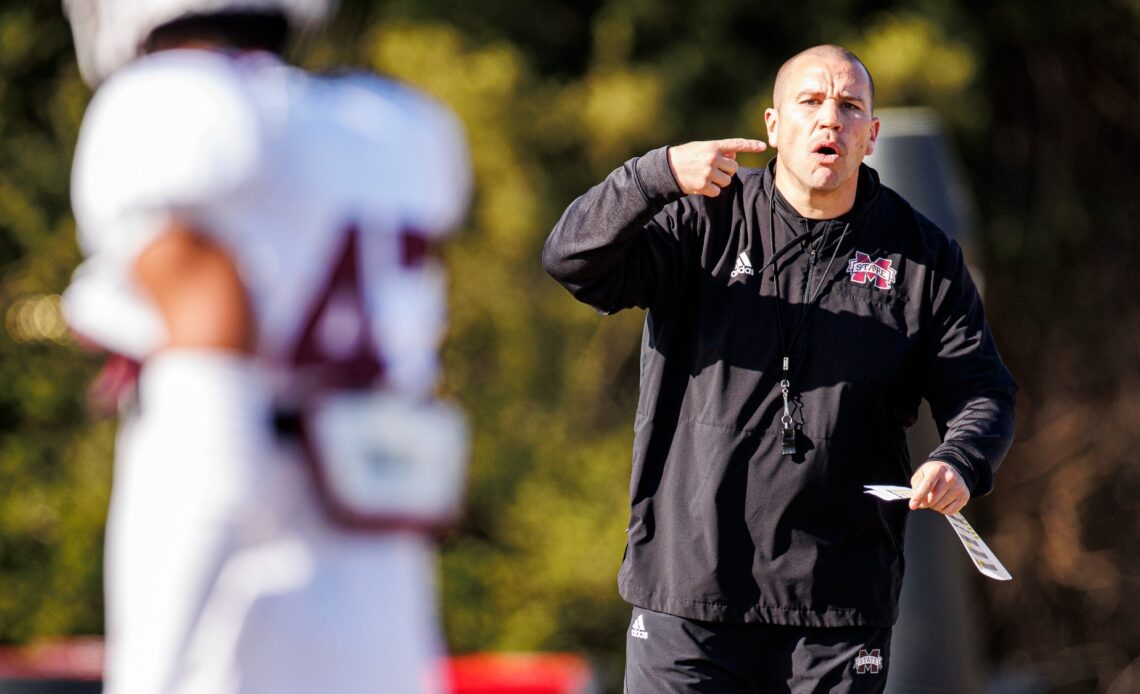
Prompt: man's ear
<box><xmin>764</xmin><ymin>107</ymin><xmax>779</xmax><ymax>148</ymax></box>
<box><xmin>865</xmin><ymin>116</ymin><xmax>881</xmax><ymax>156</ymax></box>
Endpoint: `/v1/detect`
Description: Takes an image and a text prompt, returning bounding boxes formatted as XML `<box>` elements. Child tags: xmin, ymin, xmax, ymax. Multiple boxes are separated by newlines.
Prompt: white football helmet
<box><xmin>63</xmin><ymin>0</ymin><xmax>336</xmax><ymax>87</ymax></box>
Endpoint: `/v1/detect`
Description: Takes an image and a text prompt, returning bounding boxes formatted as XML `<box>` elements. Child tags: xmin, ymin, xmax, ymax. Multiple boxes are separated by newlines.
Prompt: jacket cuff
<box><xmin>928</xmin><ymin>450</ymin><xmax>993</xmax><ymax>498</ymax></box>
<box><xmin>633</xmin><ymin>146</ymin><xmax>684</xmax><ymax>205</ymax></box>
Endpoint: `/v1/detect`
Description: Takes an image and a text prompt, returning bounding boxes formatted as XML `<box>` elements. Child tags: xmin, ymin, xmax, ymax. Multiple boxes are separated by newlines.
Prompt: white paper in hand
<box><xmin>864</xmin><ymin>485</ymin><xmax>1012</xmax><ymax>582</ymax></box>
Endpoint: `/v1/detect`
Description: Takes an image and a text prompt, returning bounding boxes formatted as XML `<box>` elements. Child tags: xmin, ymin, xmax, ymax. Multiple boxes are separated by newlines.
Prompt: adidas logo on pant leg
<box><xmin>630</xmin><ymin>614</ymin><xmax>649</xmax><ymax>640</ymax></box>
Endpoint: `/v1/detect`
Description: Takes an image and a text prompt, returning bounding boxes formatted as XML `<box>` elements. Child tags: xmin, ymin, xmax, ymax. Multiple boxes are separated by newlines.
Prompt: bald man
<box><xmin>543</xmin><ymin>45</ymin><xmax>1016</xmax><ymax>692</ymax></box>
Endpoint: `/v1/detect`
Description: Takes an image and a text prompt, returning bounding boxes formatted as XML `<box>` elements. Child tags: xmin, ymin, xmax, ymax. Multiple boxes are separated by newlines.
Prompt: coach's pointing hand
<box><xmin>667</xmin><ymin>138</ymin><xmax>768</xmax><ymax>197</ymax></box>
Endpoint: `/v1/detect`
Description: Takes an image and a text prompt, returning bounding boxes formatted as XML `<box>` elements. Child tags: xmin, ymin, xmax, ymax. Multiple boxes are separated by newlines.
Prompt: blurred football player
<box><xmin>61</xmin><ymin>2</ymin><xmax>472</xmax><ymax>692</ymax></box>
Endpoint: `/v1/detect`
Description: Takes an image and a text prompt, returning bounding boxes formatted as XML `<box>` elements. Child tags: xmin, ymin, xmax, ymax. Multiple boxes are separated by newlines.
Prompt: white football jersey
<box><xmin>65</xmin><ymin>48</ymin><xmax>471</xmax><ymax>396</ymax></box>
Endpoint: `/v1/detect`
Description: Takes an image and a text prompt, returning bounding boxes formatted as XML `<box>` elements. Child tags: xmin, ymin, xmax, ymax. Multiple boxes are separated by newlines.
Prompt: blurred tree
<box><xmin>954</xmin><ymin>1</ymin><xmax>1140</xmax><ymax>691</ymax></box>
<box><xmin>0</xmin><ymin>3</ymin><xmax>108</xmax><ymax>642</ymax></box>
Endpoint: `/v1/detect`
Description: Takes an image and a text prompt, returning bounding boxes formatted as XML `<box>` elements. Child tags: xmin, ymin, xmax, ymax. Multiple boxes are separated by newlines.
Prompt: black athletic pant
<box><xmin>624</xmin><ymin>607</ymin><xmax>892</xmax><ymax>694</ymax></box>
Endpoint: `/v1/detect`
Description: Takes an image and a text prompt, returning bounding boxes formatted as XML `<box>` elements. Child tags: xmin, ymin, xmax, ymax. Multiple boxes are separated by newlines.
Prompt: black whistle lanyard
<box><xmin>763</xmin><ymin>188</ymin><xmax>851</xmax><ymax>456</ymax></box>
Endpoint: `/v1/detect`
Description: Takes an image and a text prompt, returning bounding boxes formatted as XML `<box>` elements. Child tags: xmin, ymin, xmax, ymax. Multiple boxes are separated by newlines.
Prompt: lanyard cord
<box><xmin>754</xmin><ymin>222</ymin><xmax>824</xmax><ymax>277</ymax></box>
<box><xmin>766</xmin><ymin>189</ymin><xmax>851</xmax><ymax>365</ymax></box>
<box><xmin>766</xmin><ymin>181</ymin><xmax>852</xmax><ymax>454</ymax></box>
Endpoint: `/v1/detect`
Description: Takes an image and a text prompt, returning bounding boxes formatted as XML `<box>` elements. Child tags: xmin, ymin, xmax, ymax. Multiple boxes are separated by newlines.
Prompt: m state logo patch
<box><xmin>854</xmin><ymin>649</ymin><xmax>883</xmax><ymax>674</ymax></box>
<box><xmin>847</xmin><ymin>251</ymin><xmax>897</xmax><ymax>290</ymax></box>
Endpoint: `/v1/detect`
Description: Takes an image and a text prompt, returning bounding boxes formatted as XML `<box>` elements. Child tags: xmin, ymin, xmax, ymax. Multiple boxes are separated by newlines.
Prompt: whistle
<box><xmin>781</xmin><ymin>425</ymin><xmax>796</xmax><ymax>456</ymax></box>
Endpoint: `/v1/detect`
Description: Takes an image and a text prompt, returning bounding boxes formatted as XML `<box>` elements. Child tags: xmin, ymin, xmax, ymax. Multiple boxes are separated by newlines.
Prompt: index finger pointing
<box><xmin>715</xmin><ymin>138</ymin><xmax>768</xmax><ymax>155</ymax></box>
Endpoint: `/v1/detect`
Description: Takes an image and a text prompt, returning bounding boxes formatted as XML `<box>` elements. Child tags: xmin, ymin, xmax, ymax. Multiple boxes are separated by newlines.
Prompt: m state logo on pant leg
<box><xmin>854</xmin><ymin>648</ymin><xmax>883</xmax><ymax>674</ymax></box>
<box><xmin>847</xmin><ymin>252</ymin><xmax>897</xmax><ymax>290</ymax></box>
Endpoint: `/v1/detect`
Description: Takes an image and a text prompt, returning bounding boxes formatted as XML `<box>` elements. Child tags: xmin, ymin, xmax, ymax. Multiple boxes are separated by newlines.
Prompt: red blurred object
<box><xmin>0</xmin><ymin>637</ymin><xmax>104</xmax><ymax>681</ymax></box>
<box><xmin>0</xmin><ymin>640</ymin><xmax>596</xmax><ymax>693</ymax></box>
<box><xmin>447</xmin><ymin>652</ymin><xmax>595</xmax><ymax>694</ymax></box>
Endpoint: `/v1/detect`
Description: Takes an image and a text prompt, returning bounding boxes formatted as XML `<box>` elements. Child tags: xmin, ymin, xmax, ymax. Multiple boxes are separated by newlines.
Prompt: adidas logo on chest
<box><xmin>730</xmin><ymin>252</ymin><xmax>754</xmax><ymax>278</ymax></box>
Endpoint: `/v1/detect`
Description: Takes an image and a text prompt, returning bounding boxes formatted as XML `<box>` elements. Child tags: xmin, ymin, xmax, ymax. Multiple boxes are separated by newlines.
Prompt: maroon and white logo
<box><xmin>854</xmin><ymin>649</ymin><xmax>883</xmax><ymax>674</ymax></box>
<box><xmin>847</xmin><ymin>252</ymin><xmax>897</xmax><ymax>290</ymax></box>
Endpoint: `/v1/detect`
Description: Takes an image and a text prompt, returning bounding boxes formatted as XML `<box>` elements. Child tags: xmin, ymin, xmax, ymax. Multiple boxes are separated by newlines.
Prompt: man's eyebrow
<box><xmin>793</xmin><ymin>88</ymin><xmax>868</xmax><ymax>103</ymax></box>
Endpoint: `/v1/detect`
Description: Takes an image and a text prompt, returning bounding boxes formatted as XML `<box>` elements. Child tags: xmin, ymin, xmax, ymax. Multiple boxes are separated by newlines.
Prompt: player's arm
<box><xmin>133</xmin><ymin>221</ymin><xmax>253</xmax><ymax>353</ymax></box>
<box><xmin>130</xmin><ymin>221</ymin><xmax>272</xmax><ymax>507</ymax></box>
<box><xmin>66</xmin><ymin>54</ymin><xmax>273</xmax><ymax>482</ymax></box>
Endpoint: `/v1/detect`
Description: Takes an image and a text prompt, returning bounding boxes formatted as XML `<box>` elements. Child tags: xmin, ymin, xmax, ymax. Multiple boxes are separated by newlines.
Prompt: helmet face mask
<box><xmin>63</xmin><ymin>0</ymin><xmax>336</xmax><ymax>88</ymax></box>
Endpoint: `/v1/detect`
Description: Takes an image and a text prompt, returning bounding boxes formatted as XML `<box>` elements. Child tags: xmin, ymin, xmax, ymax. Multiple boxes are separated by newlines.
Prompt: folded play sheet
<box><xmin>864</xmin><ymin>485</ymin><xmax>1012</xmax><ymax>581</ymax></box>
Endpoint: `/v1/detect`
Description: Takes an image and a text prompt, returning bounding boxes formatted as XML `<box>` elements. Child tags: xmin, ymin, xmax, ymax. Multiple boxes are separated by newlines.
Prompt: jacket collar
<box><xmin>766</xmin><ymin>160</ymin><xmax>882</xmax><ymax>225</ymax></box>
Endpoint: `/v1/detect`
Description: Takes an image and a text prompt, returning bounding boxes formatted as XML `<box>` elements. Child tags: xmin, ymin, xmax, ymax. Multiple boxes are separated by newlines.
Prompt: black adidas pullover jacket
<box><xmin>542</xmin><ymin>147</ymin><xmax>1017</xmax><ymax>627</ymax></box>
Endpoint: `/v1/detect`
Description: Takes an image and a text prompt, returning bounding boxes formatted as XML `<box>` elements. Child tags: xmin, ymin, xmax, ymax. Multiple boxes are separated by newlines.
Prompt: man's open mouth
<box><xmin>812</xmin><ymin>142</ymin><xmax>841</xmax><ymax>163</ymax></box>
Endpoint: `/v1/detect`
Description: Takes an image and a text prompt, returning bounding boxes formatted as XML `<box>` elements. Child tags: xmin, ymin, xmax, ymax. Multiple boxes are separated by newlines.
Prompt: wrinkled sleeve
<box><xmin>542</xmin><ymin>146</ymin><xmax>695</xmax><ymax>314</ymax></box>
<box><xmin>922</xmin><ymin>238</ymin><xmax>1017</xmax><ymax>496</ymax></box>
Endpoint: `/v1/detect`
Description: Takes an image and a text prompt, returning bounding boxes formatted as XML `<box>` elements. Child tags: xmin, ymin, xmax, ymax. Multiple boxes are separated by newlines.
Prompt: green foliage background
<box><xmin>1</xmin><ymin>1</ymin><xmax>1138</xmax><ymax>691</ymax></box>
